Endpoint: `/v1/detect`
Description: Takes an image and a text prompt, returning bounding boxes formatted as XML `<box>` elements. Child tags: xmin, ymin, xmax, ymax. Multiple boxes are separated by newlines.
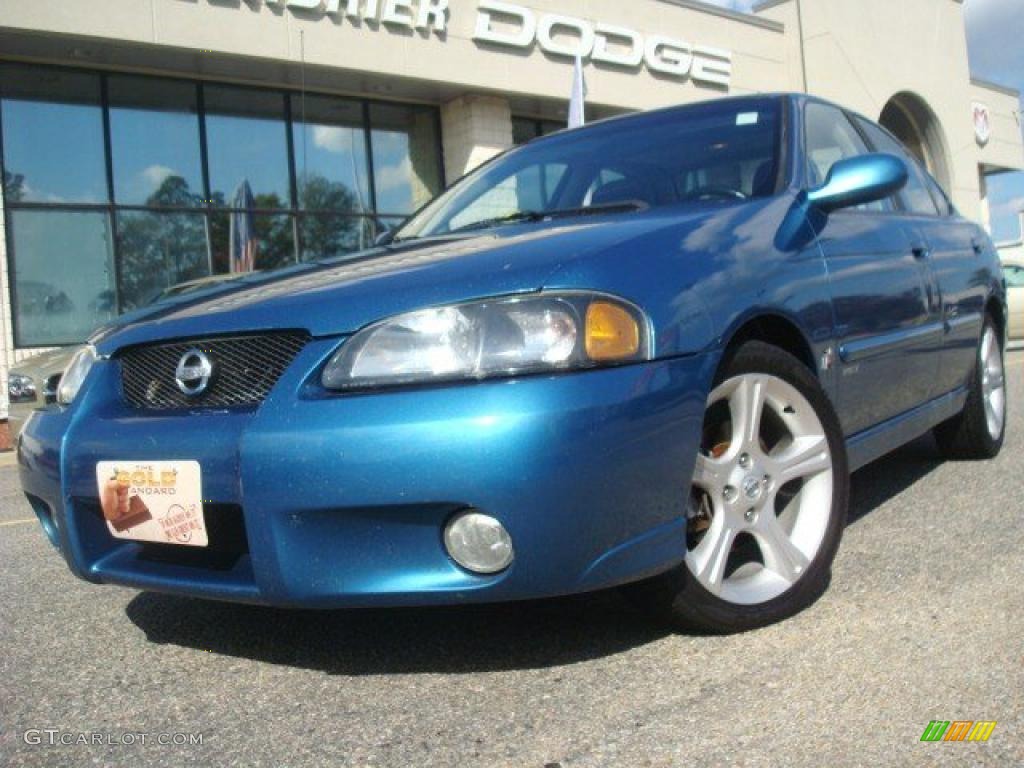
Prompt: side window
<box><xmin>583</xmin><ymin>169</ymin><xmax>626</xmax><ymax>205</ymax></box>
<box><xmin>804</xmin><ymin>103</ymin><xmax>886</xmax><ymax>212</ymax></box>
<box><xmin>922</xmin><ymin>171</ymin><xmax>953</xmax><ymax>216</ymax></box>
<box><xmin>853</xmin><ymin>117</ymin><xmax>939</xmax><ymax>216</ymax></box>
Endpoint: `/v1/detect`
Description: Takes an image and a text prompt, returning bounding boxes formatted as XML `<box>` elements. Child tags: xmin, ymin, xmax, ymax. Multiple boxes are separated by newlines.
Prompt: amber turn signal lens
<box><xmin>585</xmin><ymin>301</ymin><xmax>641</xmax><ymax>361</ymax></box>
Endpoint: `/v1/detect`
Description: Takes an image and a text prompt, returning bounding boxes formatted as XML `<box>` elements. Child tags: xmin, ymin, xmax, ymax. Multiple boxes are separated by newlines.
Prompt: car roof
<box><xmin>531</xmin><ymin>92</ymin><xmax>793</xmax><ymax>143</ymax></box>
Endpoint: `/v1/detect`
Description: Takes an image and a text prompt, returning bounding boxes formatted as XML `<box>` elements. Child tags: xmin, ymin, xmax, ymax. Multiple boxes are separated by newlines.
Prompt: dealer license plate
<box><xmin>95</xmin><ymin>461</ymin><xmax>207</xmax><ymax>547</ymax></box>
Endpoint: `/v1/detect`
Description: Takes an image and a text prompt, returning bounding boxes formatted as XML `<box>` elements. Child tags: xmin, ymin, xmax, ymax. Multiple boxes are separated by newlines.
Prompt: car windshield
<box><xmin>396</xmin><ymin>97</ymin><xmax>783</xmax><ymax>241</ymax></box>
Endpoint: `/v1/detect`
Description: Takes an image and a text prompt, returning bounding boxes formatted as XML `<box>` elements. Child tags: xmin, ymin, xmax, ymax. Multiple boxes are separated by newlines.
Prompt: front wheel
<box><xmin>626</xmin><ymin>341</ymin><xmax>849</xmax><ymax>634</ymax></box>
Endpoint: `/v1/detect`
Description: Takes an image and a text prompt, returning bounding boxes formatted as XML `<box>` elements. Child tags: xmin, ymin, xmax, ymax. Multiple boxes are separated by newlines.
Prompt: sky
<box><xmin>704</xmin><ymin>0</ymin><xmax>1024</xmax><ymax>243</ymax></box>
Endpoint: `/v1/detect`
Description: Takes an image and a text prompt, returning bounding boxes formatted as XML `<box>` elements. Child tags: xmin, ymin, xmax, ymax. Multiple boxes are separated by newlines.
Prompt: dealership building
<box><xmin>0</xmin><ymin>0</ymin><xmax>1022</xmax><ymax>413</ymax></box>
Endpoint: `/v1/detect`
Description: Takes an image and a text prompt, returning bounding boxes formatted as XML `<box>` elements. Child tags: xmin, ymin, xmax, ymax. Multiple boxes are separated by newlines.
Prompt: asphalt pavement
<box><xmin>1</xmin><ymin>355</ymin><xmax>1022</xmax><ymax>767</ymax></box>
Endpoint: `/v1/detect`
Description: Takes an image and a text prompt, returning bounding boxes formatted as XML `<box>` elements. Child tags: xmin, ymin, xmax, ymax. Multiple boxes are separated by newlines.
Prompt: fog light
<box><xmin>444</xmin><ymin>511</ymin><xmax>514</xmax><ymax>574</ymax></box>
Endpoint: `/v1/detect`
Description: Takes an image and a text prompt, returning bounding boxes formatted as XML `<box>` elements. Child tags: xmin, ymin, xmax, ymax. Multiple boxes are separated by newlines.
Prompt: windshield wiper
<box><xmin>447</xmin><ymin>201</ymin><xmax>646</xmax><ymax>235</ymax></box>
<box><xmin>447</xmin><ymin>210</ymin><xmax>545</xmax><ymax>234</ymax></box>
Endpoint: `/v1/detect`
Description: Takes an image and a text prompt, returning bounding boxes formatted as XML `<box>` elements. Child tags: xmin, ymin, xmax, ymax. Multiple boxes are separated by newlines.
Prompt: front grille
<box><xmin>119</xmin><ymin>332</ymin><xmax>309</xmax><ymax>410</ymax></box>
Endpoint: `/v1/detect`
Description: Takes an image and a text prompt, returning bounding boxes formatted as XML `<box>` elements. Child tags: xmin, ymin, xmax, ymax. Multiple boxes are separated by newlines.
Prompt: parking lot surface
<box><xmin>1</xmin><ymin>355</ymin><xmax>1022</xmax><ymax>767</ymax></box>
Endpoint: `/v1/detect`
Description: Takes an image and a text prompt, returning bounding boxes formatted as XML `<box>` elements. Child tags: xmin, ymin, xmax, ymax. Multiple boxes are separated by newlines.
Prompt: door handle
<box><xmin>971</xmin><ymin>237</ymin><xmax>984</xmax><ymax>255</ymax></box>
<box><xmin>911</xmin><ymin>244</ymin><xmax>930</xmax><ymax>259</ymax></box>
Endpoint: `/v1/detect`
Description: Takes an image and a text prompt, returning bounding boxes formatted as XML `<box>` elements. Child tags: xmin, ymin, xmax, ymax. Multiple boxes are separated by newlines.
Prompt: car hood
<box><xmin>92</xmin><ymin>208</ymin><xmax>724</xmax><ymax>355</ymax></box>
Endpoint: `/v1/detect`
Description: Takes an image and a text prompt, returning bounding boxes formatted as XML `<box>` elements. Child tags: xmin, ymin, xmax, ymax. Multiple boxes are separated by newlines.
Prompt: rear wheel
<box><xmin>627</xmin><ymin>341</ymin><xmax>849</xmax><ymax>633</ymax></box>
<box><xmin>933</xmin><ymin>319</ymin><xmax>1005</xmax><ymax>460</ymax></box>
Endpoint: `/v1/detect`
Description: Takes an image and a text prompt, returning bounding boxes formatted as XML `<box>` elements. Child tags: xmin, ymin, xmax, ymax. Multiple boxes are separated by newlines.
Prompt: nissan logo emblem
<box><xmin>175</xmin><ymin>349</ymin><xmax>214</xmax><ymax>397</ymax></box>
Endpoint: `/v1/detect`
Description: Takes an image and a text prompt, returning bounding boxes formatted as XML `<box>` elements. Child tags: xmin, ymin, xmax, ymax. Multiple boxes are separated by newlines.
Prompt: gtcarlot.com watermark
<box><xmin>23</xmin><ymin>729</ymin><xmax>204</xmax><ymax>747</ymax></box>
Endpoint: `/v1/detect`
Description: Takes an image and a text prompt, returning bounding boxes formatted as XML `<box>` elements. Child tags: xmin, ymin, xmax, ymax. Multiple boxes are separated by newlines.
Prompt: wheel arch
<box><xmin>720</xmin><ymin>312</ymin><xmax>819</xmax><ymax>376</ymax></box>
<box><xmin>985</xmin><ymin>294</ymin><xmax>1007</xmax><ymax>345</ymax></box>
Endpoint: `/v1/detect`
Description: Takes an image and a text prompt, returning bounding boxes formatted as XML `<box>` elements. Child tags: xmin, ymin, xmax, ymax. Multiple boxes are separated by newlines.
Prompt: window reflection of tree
<box><xmin>297</xmin><ymin>173</ymin><xmax>362</xmax><ymax>259</ymax></box>
<box><xmin>3</xmin><ymin>170</ymin><xmax>26</xmax><ymax>202</ymax></box>
<box><xmin>116</xmin><ymin>175</ymin><xmax>209</xmax><ymax>310</ymax></box>
<box><xmin>108</xmin><ymin>171</ymin><xmax>366</xmax><ymax>311</ymax></box>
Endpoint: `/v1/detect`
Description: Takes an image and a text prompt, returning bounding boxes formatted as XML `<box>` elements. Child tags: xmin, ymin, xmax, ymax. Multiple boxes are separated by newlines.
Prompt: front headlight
<box><xmin>322</xmin><ymin>293</ymin><xmax>649</xmax><ymax>391</ymax></box>
<box><xmin>7</xmin><ymin>372</ymin><xmax>37</xmax><ymax>404</ymax></box>
<box><xmin>57</xmin><ymin>346</ymin><xmax>97</xmax><ymax>405</ymax></box>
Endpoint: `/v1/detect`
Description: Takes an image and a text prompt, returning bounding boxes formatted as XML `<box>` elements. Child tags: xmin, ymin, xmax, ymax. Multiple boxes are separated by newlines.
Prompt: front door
<box><xmin>852</xmin><ymin>115</ymin><xmax>986</xmax><ymax>399</ymax></box>
<box><xmin>804</xmin><ymin>101</ymin><xmax>941</xmax><ymax>435</ymax></box>
<box><xmin>817</xmin><ymin>215</ymin><xmax>941</xmax><ymax>435</ymax></box>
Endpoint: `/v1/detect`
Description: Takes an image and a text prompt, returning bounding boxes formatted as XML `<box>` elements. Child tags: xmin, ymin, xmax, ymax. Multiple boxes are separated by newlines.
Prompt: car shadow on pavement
<box><xmin>846</xmin><ymin>433</ymin><xmax>943</xmax><ymax>526</ymax></box>
<box><xmin>124</xmin><ymin>587</ymin><xmax>668</xmax><ymax>675</ymax></box>
<box><xmin>124</xmin><ymin>434</ymin><xmax>946</xmax><ymax>674</ymax></box>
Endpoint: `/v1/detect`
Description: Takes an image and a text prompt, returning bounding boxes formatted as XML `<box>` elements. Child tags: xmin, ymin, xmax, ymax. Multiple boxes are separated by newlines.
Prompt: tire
<box><xmin>933</xmin><ymin>318</ymin><xmax>1006</xmax><ymax>460</ymax></box>
<box><xmin>625</xmin><ymin>341</ymin><xmax>849</xmax><ymax>634</ymax></box>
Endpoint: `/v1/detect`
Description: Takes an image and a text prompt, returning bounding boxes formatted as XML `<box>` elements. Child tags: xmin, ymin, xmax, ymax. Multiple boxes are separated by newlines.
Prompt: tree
<box><xmin>3</xmin><ymin>170</ymin><xmax>25</xmax><ymax>203</ymax></box>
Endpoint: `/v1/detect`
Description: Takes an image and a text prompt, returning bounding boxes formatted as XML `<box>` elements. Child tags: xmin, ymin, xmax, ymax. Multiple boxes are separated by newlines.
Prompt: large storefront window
<box><xmin>8</xmin><ymin>210</ymin><xmax>116</xmax><ymax>346</ymax></box>
<box><xmin>0</xmin><ymin>68</ymin><xmax>107</xmax><ymax>204</ymax></box>
<box><xmin>369</xmin><ymin>103</ymin><xmax>442</xmax><ymax>215</ymax></box>
<box><xmin>205</xmin><ymin>86</ymin><xmax>292</xmax><ymax>210</ymax></box>
<box><xmin>108</xmin><ymin>76</ymin><xmax>204</xmax><ymax>207</ymax></box>
<box><xmin>116</xmin><ymin>210</ymin><xmax>209</xmax><ymax>310</ymax></box>
<box><xmin>293</xmin><ymin>94</ymin><xmax>371</xmax><ymax>213</ymax></box>
<box><xmin>0</xmin><ymin>63</ymin><xmax>444</xmax><ymax>347</ymax></box>
<box><xmin>292</xmin><ymin>94</ymin><xmax>373</xmax><ymax>256</ymax></box>
<box><xmin>208</xmin><ymin>211</ymin><xmax>295</xmax><ymax>274</ymax></box>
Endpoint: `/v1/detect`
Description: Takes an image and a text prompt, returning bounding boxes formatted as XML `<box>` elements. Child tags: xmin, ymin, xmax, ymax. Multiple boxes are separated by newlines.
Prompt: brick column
<box><xmin>0</xmin><ymin>182</ymin><xmax>12</xmax><ymax>419</ymax></box>
<box><xmin>440</xmin><ymin>94</ymin><xmax>514</xmax><ymax>182</ymax></box>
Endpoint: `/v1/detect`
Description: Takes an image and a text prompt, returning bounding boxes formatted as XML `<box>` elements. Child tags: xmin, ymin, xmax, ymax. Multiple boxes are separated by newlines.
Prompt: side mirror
<box><xmin>374</xmin><ymin>228</ymin><xmax>396</xmax><ymax>247</ymax></box>
<box><xmin>807</xmin><ymin>153</ymin><xmax>908</xmax><ymax>213</ymax></box>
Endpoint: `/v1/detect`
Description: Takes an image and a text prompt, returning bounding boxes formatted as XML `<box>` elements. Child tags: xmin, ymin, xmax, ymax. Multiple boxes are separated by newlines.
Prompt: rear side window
<box><xmin>804</xmin><ymin>102</ymin><xmax>886</xmax><ymax>212</ymax></box>
<box><xmin>853</xmin><ymin>116</ymin><xmax>939</xmax><ymax>216</ymax></box>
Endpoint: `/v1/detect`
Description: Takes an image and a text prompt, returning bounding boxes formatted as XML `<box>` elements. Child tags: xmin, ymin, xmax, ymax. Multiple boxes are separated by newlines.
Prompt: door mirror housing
<box><xmin>807</xmin><ymin>153</ymin><xmax>908</xmax><ymax>213</ymax></box>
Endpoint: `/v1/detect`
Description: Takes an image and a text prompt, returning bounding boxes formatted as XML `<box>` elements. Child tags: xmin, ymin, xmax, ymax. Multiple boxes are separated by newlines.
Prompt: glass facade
<box><xmin>0</xmin><ymin>63</ymin><xmax>444</xmax><ymax>347</ymax></box>
<box><xmin>1</xmin><ymin>68</ymin><xmax>107</xmax><ymax>204</ymax></box>
<box><xmin>8</xmin><ymin>210</ymin><xmax>116</xmax><ymax>346</ymax></box>
<box><xmin>108</xmin><ymin>76</ymin><xmax>204</xmax><ymax>207</ymax></box>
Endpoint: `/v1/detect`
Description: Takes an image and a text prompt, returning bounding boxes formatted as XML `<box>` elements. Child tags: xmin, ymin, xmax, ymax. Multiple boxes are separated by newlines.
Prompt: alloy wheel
<box><xmin>980</xmin><ymin>326</ymin><xmax>1006</xmax><ymax>441</ymax></box>
<box><xmin>686</xmin><ymin>373</ymin><xmax>834</xmax><ymax>605</ymax></box>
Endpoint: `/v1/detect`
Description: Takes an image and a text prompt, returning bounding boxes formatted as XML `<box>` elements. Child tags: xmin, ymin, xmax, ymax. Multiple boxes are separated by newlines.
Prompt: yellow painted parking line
<box><xmin>0</xmin><ymin>518</ymin><xmax>36</xmax><ymax>527</ymax></box>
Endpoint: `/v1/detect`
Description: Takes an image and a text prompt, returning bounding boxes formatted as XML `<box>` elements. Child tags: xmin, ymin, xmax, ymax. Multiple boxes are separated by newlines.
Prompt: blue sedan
<box><xmin>19</xmin><ymin>94</ymin><xmax>1006</xmax><ymax>633</ymax></box>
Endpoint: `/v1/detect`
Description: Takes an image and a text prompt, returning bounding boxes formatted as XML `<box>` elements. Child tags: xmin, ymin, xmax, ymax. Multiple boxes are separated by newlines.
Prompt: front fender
<box><xmin>543</xmin><ymin>195</ymin><xmax>832</xmax><ymax>366</ymax></box>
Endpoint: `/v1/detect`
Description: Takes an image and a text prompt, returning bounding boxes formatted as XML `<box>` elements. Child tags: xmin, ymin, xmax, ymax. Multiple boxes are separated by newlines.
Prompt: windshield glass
<box><xmin>397</xmin><ymin>97</ymin><xmax>782</xmax><ymax>240</ymax></box>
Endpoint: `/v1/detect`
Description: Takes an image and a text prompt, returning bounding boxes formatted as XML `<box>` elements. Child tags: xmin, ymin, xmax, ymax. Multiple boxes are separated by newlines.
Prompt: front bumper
<box><xmin>18</xmin><ymin>339</ymin><xmax>715</xmax><ymax>608</ymax></box>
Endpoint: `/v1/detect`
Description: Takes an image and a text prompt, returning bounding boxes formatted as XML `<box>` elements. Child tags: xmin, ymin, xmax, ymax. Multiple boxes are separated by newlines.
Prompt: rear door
<box><xmin>853</xmin><ymin>116</ymin><xmax>986</xmax><ymax>397</ymax></box>
<box><xmin>805</xmin><ymin>101</ymin><xmax>942</xmax><ymax>436</ymax></box>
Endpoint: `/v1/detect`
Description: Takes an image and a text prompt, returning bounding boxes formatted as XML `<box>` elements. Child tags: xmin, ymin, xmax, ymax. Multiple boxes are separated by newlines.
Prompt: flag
<box><xmin>568</xmin><ymin>55</ymin><xmax>587</xmax><ymax>129</ymax></box>
<box><xmin>228</xmin><ymin>180</ymin><xmax>258</xmax><ymax>274</ymax></box>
